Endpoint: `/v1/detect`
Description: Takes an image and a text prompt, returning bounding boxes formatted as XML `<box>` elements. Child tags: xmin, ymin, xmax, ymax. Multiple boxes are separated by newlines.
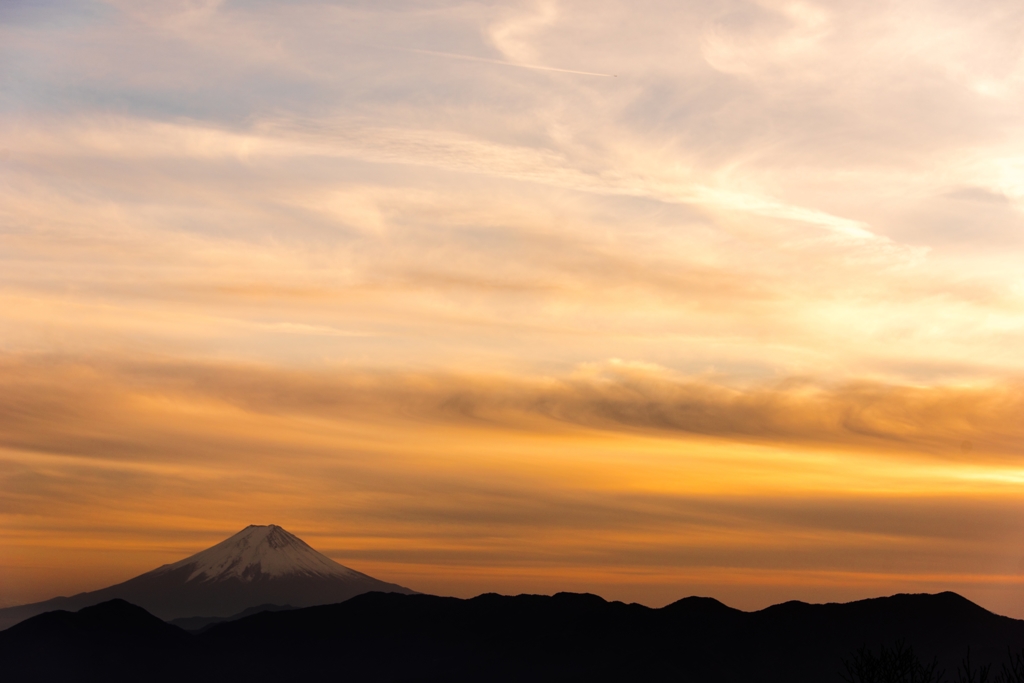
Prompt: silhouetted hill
<box><xmin>169</xmin><ymin>603</ymin><xmax>295</xmax><ymax>632</ymax></box>
<box><xmin>0</xmin><ymin>599</ymin><xmax>193</xmax><ymax>682</ymax></box>
<box><xmin>3</xmin><ymin>591</ymin><xmax>1024</xmax><ymax>682</ymax></box>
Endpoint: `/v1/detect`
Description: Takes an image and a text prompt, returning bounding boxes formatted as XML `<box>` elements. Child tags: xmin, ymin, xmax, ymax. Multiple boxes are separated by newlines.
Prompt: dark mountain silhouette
<box><xmin>169</xmin><ymin>603</ymin><xmax>295</xmax><ymax>632</ymax></box>
<box><xmin>0</xmin><ymin>599</ymin><xmax>194</xmax><ymax>682</ymax></box>
<box><xmin>0</xmin><ymin>525</ymin><xmax>414</xmax><ymax>630</ymax></box>
<box><xmin>3</xmin><ymin>590</ymin><xmax>1024</xmax><ymax>682</ymax></box>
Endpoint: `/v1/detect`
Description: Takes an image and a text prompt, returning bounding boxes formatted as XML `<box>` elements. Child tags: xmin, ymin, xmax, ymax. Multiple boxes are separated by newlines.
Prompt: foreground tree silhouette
<box><xmin>955</xmin><ymin>648</ymin><xmax>991</xmax><ymax>683</ymax></box>
<box><xmin>996</xmin><ymin>648</ymin><xmax>1024</xmax><ymax>683</ymax></box>
<box><xmin>841</xmin><ymin>641</ymin><xmax>943</xmax><ymax>683</ymax></box>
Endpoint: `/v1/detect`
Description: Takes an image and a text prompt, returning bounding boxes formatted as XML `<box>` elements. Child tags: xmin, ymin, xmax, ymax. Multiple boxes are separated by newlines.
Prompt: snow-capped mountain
<box><xmin>159</xmin><ymin>524</ymin><xmax>369</xmax><ymax>583</ymax></box>
<box><xmin>0</xmin><ymin>525</ymin><xmax>415</xmax><ymax>630</ymax></box>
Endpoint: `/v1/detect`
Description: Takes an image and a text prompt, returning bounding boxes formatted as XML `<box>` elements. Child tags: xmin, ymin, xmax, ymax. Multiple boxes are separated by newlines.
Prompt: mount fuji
<box><xmin>0</xmin><ymin>524</ymin><xmax>415</xmax><ymax>630</ymax></box>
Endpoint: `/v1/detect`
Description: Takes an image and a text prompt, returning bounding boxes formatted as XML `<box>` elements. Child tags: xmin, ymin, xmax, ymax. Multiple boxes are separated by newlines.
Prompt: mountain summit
<box><xmin>0</xmin><ymin>525</ymin><xmax>415</xmax><ymax>630</ymax></box>
<box><xmin>160</xmin><ymin>524</ymin><xmax>367</xmax><ymax>583</ymax></box>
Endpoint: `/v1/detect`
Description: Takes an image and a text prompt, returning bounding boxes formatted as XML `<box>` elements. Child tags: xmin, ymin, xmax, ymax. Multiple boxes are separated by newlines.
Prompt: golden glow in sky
<box><xmin>2</xmin><ymin>0</ymin><xmax>1024</xmax><ymax>616</ymax></box>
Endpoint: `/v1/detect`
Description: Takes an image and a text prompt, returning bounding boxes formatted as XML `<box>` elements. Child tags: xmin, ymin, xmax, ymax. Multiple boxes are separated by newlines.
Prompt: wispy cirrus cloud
<box><xmin>5</xmin><ymin>0</ymin><xmax>1024</xmax><ymax>616</ymax></box>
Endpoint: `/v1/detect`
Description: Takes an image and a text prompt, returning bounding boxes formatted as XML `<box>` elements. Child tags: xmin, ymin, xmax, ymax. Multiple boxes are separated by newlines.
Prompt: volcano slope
<box><xmin>0</xmin><ymin>525</ymin><xmax>415</xmax><ymax>630</ymax></box>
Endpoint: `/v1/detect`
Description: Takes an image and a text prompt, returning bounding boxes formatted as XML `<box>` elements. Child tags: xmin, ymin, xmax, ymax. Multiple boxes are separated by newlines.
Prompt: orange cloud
<box><xmin>3</xmin><ymin>355</ymin><xmax>1024</xmax><ymax>613</ymax></box>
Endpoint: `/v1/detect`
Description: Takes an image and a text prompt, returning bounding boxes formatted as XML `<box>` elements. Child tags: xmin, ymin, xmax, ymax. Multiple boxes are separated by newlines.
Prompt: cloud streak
<box><xmin>2</xmin><ymin>356</ymin><xmax>1022</xmax><ymax>462</ymax></box>
<box><xmin>393</xmin><ymin>46</ymin><xmax>617</xmax><ymax>78</ymax></box>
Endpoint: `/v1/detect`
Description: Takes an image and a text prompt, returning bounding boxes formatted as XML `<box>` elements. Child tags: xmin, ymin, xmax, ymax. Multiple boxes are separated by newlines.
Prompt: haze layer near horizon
<box><xmin>3</xmin><ymin>0</ymin><xmax>1024</xmax><ymax>616</ymax></box>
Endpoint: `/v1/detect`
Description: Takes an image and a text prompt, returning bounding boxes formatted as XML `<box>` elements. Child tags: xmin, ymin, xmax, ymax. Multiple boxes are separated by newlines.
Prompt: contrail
<box><xmin>397</xmin><ymin>47</ymin><xmax>616</xmax><ymax>78</ymax></box>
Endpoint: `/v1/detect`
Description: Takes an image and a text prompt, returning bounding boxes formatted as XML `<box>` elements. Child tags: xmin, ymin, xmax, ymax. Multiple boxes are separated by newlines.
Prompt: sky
<box><xmin>2</xmin><ymin>0</ymin><xmax>1024</xmax><ymax>616</ymax></box>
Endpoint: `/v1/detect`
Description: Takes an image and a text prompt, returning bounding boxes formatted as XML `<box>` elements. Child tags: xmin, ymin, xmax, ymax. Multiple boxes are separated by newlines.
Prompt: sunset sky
<box><xmin>3</xmin><ymin>0</ymin><xmax>1024</xmax><ymax>617</ymax></box>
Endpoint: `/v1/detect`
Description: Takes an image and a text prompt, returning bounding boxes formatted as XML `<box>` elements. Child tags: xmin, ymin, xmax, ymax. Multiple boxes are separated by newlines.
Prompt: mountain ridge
<box><xmin>3</xmin><ymin>590</ymin><xmax>1024</xmax><ymax>682</ymax></box>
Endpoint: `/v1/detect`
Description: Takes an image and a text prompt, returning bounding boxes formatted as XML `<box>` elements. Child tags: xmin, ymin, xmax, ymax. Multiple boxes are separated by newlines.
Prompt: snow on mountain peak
<box><xmin>159</xmin><ymin>525</ymin><xmax>367</xmax><ymax>583</ymax></box>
